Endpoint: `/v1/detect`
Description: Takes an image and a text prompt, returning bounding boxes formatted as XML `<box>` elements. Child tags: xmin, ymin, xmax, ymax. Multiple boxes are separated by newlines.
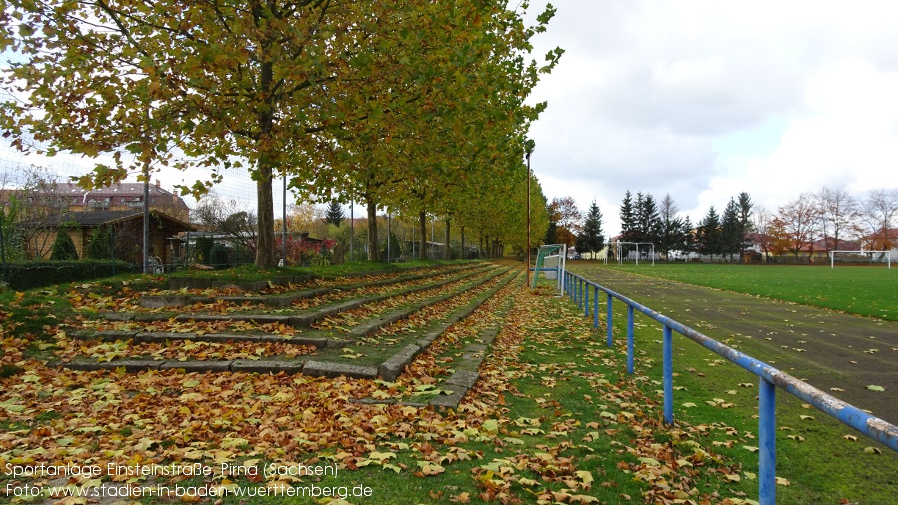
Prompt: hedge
<box><xmin>0</xmin><ymin>260</ymin><xmax>136</xmax><ymax>291</ymax></box>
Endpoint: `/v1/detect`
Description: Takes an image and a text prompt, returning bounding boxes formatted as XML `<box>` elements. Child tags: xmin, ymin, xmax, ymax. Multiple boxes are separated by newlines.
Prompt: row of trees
<box><xmin>754</xmin><ymin>187</ymin><xmax>898</xmax><ymax>259</ymax></box>
<box><xmin>2</xmin><ymin>0</ymin><xmax>559</xmax><ymax>266</ymax></box>
<box><xmin>616</xmin><ymin>191</ymin><xmax>753</xmax><ymax>260</ymax></box>
<box><xmin>546</xmin><ymin>185</ymin><xmax>897</xmax><ymax>262</ymax></box>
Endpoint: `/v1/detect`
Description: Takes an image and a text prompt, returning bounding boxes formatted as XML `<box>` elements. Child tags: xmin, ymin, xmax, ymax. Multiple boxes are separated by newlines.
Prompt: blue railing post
<box><xmin>584</xmin><ymin>283</ymin><xmax>589</xmax><ymax>318</ymax></box>
<box><xmin>578</xmin><ymin>278</ymin><xmax>583</xmax><ymax>309</ymax></box>
<box><xmin>593</xmin><ymin>286</ymin><xmax>599</xmax><ymax>329</ymax></box>
<box><xmin>759</xmin><ymin>378</ymin><xmax>777</xmax><ymax>505</ymax></box>
<box><xmin>627</xmin><ymin>305</ymin><xmax>635</xmax><ymax>374</ymax></box>
<box><xmin>663</xmin><ymin>324</ymin><xmax>673</xmax><ymax>425</ymax></box>
<box><xmin>606</xmin><ymin>293</ymin><xmax>613</xmax><ymax>347</ymax></box>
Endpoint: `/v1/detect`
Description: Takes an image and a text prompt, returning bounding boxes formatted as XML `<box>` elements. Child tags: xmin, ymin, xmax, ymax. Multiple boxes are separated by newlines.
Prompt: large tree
<box><xmin>859</xmin><ymin>189</ymin><xmax>898</xmax><ymax>252</ymax></box>
<box><xmin>815</xmin><ymin>185</ymin><xmax>858</xmax><ymax>251</ymax></box>
<box><xmin>696</xmin><ymin>205</ymin><xmax>722</xmax><ymax>259</ymax></box>
<box><xmin>773</xmin><ymin>192</ymin><xmax>820</xmax><ymax>259</ymax></box>
<box><xmin>636</xmin><ymin>192</ymin><xmax>662</xmax><ymax>246</ymax></box>
<box><xmin>658</xmin><ymin>193</ymin><xmax>688</xmax><ymax>259</ymax></box>
<box><xmin>547</xmin><ymin>196</ymin><xmax>582</xmax><ymax>248</ymax></box>
<box><xmin>324</xmin><ymin>200</ymin><xmax>344</xmax><ymax>228</ymax></box>
<box><xmin>3</xmin><ymin>0</ymin><xmax>559</xmax><ymax>266</ymax></box>
<box><xmin>576</xmin><ymin>200</ymin><xmax>604</xmax><ymax>258</ymax></box>
<box><xmin>721</xmin><ymin>198</ymin><xmax>741</xmax><ymax>261</ymax></box>
<box><xmin>736</xmin><ymin>192</ymin><xmax>754</xmax><ymax>261</ymax></box>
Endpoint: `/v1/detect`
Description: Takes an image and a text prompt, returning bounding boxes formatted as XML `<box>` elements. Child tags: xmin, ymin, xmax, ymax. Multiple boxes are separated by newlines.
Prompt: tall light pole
<box><xmin>525</xmin><ymin>141</ymin><xmax>533</xmax><ymax>288</ymax></box>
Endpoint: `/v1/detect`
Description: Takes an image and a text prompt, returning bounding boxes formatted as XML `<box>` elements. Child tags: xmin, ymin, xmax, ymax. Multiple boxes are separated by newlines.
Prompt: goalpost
<box><xmin>829</xmin><ymin>250</ymin><xmax>892</xmax><ymax>268</ymax></box>
<box><xmin>604</xmin><ymin>241</ymin><xmax>656</xmax><ymax>265</ymax></box>
<box><xmin>532</xmin><ymin>243</ymin><xmax>566</xmax><ymax>295</ymax></box>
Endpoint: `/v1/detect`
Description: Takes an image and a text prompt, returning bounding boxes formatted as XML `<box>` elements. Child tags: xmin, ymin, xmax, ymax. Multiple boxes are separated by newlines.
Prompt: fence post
<box><xmin>593</xmin><ymin>286</ymin><xmax>599</xmax><ymax>329</ymax></box>
<box><xmin>759</xmin><ymin>378</ymin><xmax>777</xmax><ymax>505</ymax></box>
<box><xmin>627</xmin><ymin>305</ymin><xmax>635</xmax><ymax>374</ymax></box>
<box><xmin>663</xmin><ymin>324</ymin><xmax>673</xmax><ymax>425</ymax></box>
<box><xmin>606</xmin><ymin>293</ymin><xmax>613</xmax><ymax>347</ymax></box>
<box><xmin>584</xmin><ymin>282</ymin><xmax>589</xmax><ymax>318</ymax></box>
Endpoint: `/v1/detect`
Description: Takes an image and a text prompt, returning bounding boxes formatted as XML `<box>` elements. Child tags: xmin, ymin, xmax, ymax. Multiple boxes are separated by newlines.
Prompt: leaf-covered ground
<box><xmin>1</xmin><ymin>264</ymin><xmax>765</xmax><ymax>504</ymax></box>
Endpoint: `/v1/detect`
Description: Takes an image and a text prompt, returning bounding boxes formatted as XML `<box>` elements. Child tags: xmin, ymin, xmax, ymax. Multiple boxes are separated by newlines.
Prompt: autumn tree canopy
<box><xmin>2</xmin><ymin>0</ymin><xmax>560</xmax><ymax>266</ymax></box>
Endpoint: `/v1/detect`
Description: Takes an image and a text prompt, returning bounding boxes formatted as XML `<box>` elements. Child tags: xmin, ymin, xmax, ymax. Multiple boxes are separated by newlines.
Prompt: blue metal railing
<box><xmin>560</xmin><ymin>270</ymin><xmax>898</xmax><ymax>505</ymax></box>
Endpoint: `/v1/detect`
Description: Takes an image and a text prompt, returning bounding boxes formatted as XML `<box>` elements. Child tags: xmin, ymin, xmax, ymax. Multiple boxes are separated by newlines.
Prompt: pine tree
<box><xmin>737</xmin><ymin>192</ymin><xmax>754</xmax><ymax>260</ymax></box>
<box><xmin>50</xmin><ymin>229</ymin><xmax>79</xmax><ymax>261</ymax></box>
<box><xmin>618</xmin><ymin>191</ymin><xmax>635</xmax><ymax>259</ymax></box>
<box><xmin>697</xmin><ymin>206</ymin><xmax>722</xmax><ymax>259</ymax></box>
<box><xmin>721</xmin><ymin>198</ymin><xmax>741</xmax><ymax>260</ymax></box>
<box><xmin>577</xmin><ymin>200</ymin><xmax>604</xmax><ymax>258</ymax></box>
<box><xmin>658</xmin><ymin>193</ymin><xmax>687</xmax><ymax>259</ymax></box>
<box><xmin>637</xmin><ymin>193</ymin><xmax>662</xmax><ymax>246</ymax></box>
<box><xmin>325</xmin><ymin>200</ymin><xmax>345</xmax><ymax>227</ymax></box>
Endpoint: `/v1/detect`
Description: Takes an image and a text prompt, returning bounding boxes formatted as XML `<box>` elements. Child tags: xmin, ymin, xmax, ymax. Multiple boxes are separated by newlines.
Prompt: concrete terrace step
<box><xmin>142</xmin><ymin>263</ymin><xmax>485</xmax><ymax>308</ymax></box>
<box><xmin>55</xmin><ymin>266</ymin><xmax>520</xmax><ymax>409</ymax></box>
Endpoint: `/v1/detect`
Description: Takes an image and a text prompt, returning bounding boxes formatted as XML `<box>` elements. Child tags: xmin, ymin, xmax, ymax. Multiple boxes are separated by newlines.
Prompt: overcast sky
<box><xmin>526</xmin><ymin>0</ymin><xmax>898</xmax><ymax>235</ymax></box>
<box><xmin>6</xmin><ymin>1</ymin><xmax>897</xmax><ymax>233</ymax></box>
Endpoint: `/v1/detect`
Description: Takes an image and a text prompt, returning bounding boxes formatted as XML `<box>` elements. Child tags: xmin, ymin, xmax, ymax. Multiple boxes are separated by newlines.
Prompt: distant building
<box><xmin>1</xmin><ymin>181</ymin><xmax>190</xmax><ymax>221</ymax></box>
<box><xmin>19</xmin><ymin>210</ymin><xmax>195</xmax><ymax>267</ymax></box>
<box><xmin>3</xmin><ymin>181</ymin><xmax>193</xmax><ymax>264</ymax></box>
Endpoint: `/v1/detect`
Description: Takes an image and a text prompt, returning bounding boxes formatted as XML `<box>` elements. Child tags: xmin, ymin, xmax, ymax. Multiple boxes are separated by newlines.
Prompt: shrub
<box><xmin>50</xmin><ymin>230</ymin><xmax>79</xmax><ymax>260</ymax></box>
<box><xmin>208</xmin><ymin>243</ymin><xmax>230</xmax><ymax>269</ymax></box>
<box><xmin>85</xmin><ymin>226</ymin><xmax>114</xmax><ymax>259</ymax></box>
<box><xmin>2</xmin><ymin>260</ymin><xmax>134</xmax><ymax>290</ymax></box>
<box><xmin>194</xmin><ymin>236</ymin><xmax>214</xmax><ymax>264</ymax></box>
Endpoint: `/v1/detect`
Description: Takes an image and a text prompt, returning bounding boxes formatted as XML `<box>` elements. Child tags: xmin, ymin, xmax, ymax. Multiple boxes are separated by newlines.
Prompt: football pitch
<box><xmin>567</xmin><ymin>261</ymin><xmax>898</xmax><ymax>424</ymax></box>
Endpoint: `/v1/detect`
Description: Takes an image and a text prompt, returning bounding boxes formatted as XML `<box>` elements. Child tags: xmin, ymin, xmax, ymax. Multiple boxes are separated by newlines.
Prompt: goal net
<box><xmin>828</xmin><ymin>250</ymin><xmax>893</xmax><ymax>268</ymax></box>
<box><xmin>532</xmin><ymin>244</ymin><xmax>566</xmax><ymax>294</ymax></box>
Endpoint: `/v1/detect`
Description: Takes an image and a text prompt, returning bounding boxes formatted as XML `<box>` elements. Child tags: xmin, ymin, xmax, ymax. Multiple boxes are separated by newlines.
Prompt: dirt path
<box><xmin>570</xmin><ymin>266</ymin><xmax>898</xmax><ymax>425</ymax></box>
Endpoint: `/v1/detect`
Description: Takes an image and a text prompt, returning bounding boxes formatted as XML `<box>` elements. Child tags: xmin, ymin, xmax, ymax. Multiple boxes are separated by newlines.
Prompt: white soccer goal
<box><xmin>604</xmin><ymin>241</ymin><xmax>655</xmax><ymax>265</ymax></box>
<box><xmin>828</xmin><ymin>250</ymin><xmax>892</xmax><ymax>268</ymax></box>
<box><xmin>532</xmin><ymin>243</ymin><xmax>566</xmax><ymax>295</ymax></box>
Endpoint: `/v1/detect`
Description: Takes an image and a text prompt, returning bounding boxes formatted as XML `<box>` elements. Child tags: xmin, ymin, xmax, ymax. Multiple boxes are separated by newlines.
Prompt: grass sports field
<box><xmin>585</xmin><ymin>261</ymin><xmax>898</xmax><ymax>321</ymax></box>
<box><xmin>567</xmin><ymin>261</ymin><xmax>898</xmax><ymax>503</ymax></box>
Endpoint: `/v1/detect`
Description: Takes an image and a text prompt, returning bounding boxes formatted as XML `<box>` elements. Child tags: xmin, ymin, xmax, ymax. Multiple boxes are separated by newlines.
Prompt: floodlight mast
<box><xmin>525</xmin><ymin>140</ymin><xmax>533</xmax><ymax>288</ymax></box>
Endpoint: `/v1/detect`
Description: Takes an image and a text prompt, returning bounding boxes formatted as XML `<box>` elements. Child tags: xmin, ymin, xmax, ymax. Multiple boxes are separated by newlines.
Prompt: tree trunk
<box><xmin>254</xmin><ymin>57</ymin><xmax>276</xmax><ymax>268</ymax></box>
<box><xmin>444</xmin><ymin>218</ymin><xmax>450</xmax><ymax>260</ymax></box>
<box><xmin>461</xmin><ymin>226</ymin><xmax>465</xmax><ymax>260</ymax></box>
<box><xmin>419</xmin><ymin>211</ymin><xmax>427</xmax><ymax>260</ymax></box>
<box><xmin>255</xmin><ymin>161</ymin><xmax>275</xmax><ymax>268</ymax></box>
<box><xmin>367</xmin><ymin>199</ymin><xmax>379</xmax><ymax>261</ymax></box>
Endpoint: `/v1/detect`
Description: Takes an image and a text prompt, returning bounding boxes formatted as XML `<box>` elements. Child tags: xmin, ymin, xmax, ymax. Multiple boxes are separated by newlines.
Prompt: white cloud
<box><xmin>527</xmin><ymin>0</ymin><xmax>898</xmax><ymax>234</ymax></box>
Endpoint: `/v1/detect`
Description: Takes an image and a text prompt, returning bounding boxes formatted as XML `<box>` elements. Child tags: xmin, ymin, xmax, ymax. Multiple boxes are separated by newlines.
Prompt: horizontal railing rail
<box><xmin>561</xmin><ymin>269</ymin><xmax>898</xmax><ymax>505</ymax></box>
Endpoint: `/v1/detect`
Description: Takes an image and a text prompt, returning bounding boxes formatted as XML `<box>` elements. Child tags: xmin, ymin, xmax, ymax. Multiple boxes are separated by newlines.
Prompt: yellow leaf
<box><xmin>575</xmin><ymin>470</ymin><xmax>594</xmax><ymax>483</ymax></box>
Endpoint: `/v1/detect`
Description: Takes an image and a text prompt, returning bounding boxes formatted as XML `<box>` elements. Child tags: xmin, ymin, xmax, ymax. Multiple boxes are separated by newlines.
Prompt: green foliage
<box><xmin>85</xmin><ymin>226</ymin><xmax>113</xmax><ymax>260</ymax></box>
<box><xmin>379</xmin><ymin>232</ymin><xmax>402</xmax><ymax>262</ymax></box>
<box><xmin>325</xmin><ymin>200</ymin><xmax>344</xmax><ymax>227</ymax></box>
<box><xmin>2</xmin><ymin>0</ymin><xmax>561</xmax><ymax>268</ymax></box>
<box><xmin>577</xmin><ymin>200</ymin><xmax>604</xmax><ymax>256</ymax></box>
<box><xmin>0</xmin><ymin>199</ymin><xmax>26</xmax><ymax>262</ymax></box>
<box><xmin>49</xmin><ymin>230</ymin><xmax>78</xmax><ymax>261</ymax></box>
<box><xmin>208</xmin><ymin>243</ymin><xmax>230</xmax><ymax>269</ymax></box>
<box><xmin>2</xmin><ymin>260</ymin><xmax>133</xmax><ymax>290</ymax></box>
<box><xmin>194</xmin><ymin>236</ymin><xmax>214</xmax><ymax>264</ymax></box>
